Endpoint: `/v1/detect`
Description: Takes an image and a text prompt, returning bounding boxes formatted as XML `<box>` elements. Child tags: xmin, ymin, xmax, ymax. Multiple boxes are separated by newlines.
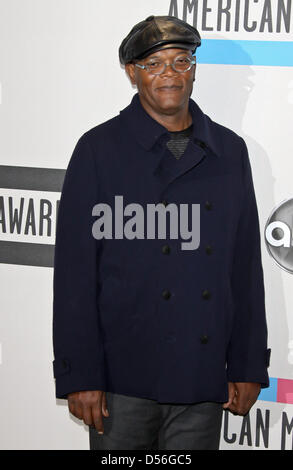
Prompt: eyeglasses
<box><xmin>134</xmin><ymin>55</ymin><xmax>196</xmax><ymax>75</ymax></box>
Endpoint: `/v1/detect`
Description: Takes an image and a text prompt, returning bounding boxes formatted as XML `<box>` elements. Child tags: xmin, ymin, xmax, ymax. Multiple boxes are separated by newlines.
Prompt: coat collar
<box><xmin>119</xmin><ymin>92</ymin><xmax>221</xmax><ymax>158</ymax></box>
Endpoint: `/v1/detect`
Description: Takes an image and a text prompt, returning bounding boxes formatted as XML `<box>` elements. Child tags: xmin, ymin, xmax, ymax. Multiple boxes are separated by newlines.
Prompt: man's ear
<box><xmin>125</xmin><ymin>63</ymin><xmax>136</xmax><ymax>86</ymax></box>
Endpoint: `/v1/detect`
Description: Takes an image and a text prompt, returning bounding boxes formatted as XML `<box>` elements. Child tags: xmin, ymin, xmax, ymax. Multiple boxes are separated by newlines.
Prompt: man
<box><xmin>52</xmin><ymin>15</ymin><xmax>271</xmax><ymax>450</ymax></box>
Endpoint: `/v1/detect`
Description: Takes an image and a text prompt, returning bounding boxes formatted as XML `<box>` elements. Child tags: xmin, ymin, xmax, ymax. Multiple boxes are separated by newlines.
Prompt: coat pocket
<box><xmin>224</xmin><ymin>278</ymin><xmax>235</xmax><ymax>338</ymax></box>
<box><xmin>98</xmin><ymin>277</ymin><xmax>140</xmax><ymax>346</ymax></box>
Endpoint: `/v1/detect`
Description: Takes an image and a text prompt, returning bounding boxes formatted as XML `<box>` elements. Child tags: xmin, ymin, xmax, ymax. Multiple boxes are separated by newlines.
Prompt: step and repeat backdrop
<box><xmin>0</xmin><ymin>0</ymin><xmax>292</xmax><ymax>450</ymax></box>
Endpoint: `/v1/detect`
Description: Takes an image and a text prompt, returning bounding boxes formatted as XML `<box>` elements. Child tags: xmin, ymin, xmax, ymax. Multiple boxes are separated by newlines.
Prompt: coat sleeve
<box><xmin>52</xmin><ymin>134</ymin><xmax>106</xmax><ymax>399</ymax></box>
<box><xmin>226</xmin><ymin>138</ymin><xmax>271</xmax><ymax>388</ymax></box>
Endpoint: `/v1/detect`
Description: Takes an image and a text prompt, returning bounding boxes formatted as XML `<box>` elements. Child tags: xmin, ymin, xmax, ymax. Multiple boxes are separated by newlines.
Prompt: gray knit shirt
<box><xmin>166</xmin><ymin>123</ymin><xmax>193</xmax><ymax>160</ymax></box>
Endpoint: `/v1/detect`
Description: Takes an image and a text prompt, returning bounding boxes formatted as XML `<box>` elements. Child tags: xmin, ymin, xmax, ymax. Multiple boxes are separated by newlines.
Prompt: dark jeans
<box><xmin>89</xmin><ymin>391</ymin><xmax>223</xmax><ymax>450</ymax></box>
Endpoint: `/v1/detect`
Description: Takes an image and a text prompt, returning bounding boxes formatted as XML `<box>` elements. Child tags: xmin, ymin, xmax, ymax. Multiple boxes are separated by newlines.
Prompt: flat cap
<box><xmin>119</xmin><ymin>15</ymin><xmax>201</xmax><ymax>65</ymax></box>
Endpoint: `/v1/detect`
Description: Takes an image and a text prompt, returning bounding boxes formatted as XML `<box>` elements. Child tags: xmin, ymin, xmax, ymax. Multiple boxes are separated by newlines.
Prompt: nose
<box><xmin>161</xmin><ymin>63</ymin><xmax>178</xmax><ymax>77</ymax></box>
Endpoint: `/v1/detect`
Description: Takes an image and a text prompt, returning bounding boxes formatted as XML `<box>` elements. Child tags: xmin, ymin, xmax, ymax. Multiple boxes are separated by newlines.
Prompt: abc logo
<box><xmin>265</xmin><ymin>199</ymin><xmax>293</xmax><ymax>274</ymax></box>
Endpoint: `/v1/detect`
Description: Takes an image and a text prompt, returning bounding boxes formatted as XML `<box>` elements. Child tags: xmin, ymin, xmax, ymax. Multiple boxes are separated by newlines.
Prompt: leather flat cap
<box><xmin>119</xmin><ymin>15</ymin><xmax>201</xmax><ymax>65</ymax></box>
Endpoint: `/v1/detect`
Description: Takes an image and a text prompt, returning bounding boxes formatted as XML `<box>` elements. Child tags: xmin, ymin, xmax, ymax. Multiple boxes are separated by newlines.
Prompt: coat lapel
<box><xmin>153</xmin><ymin>137</ymin><xmax>206</xmax><ymax>190</ymax></box>
<box><xmin>119</xmin><ymin>92</ymin><xmax>221</xmax><ymax>192</ymax></box>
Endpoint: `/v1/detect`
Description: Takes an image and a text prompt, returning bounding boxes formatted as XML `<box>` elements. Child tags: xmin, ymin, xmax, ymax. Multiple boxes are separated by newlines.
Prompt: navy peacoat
<box><xmin>52</xmin><ymin>92</ymin><xmax>271</xmax><ymax>403</ymax></box>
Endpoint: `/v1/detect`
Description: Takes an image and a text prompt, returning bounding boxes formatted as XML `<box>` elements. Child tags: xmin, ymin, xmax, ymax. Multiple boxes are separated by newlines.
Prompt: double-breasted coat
<box><xmin>52</xmin><ymin>92</ymin><xmax>271</xmax><ymax>403</ymax></box>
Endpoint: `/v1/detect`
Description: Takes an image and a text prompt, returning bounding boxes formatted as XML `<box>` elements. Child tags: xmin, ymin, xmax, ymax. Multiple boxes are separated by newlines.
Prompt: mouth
<box><xmin>156</xmin><ymin>85</ymin><xmax>183</xmax><ymax>92</ymax></box>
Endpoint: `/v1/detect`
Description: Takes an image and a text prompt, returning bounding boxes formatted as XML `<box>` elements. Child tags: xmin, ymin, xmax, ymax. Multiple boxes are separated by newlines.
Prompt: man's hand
<box><xmin>223</xmin><ymin>382</ymin><xmax>261</xmax><ymax>416</ymax></box>
<box><xmin>67</xmin><ymin>390</ymin><xmax>109</xmax><ymax>434</ymax></box>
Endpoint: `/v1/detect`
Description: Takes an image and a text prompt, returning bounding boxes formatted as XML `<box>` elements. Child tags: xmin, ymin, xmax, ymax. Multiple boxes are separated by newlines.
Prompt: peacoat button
<box><xmin>197</xmin><ymin>140</ymin><xmax>206</xmax><ymax>149</ymax></box>
<box><xmin>162</xmin><ymin>244</ymin><xmax>171</xmax><ymax>254</ymax></box>
<box><xmin>205</xmin><ymin>245</ymin><xmax>213</xmax><ymax>255</ymax></box>
<box><xmin>202</xmin><ymin>289</ymin><xmax>211</xmax><ymax>300</ymax></box>
<box><xmin>161</xmin><ymin>200</ymin><xmax>169</xmax><ymax>207</ymax></box>
<box><xmin>205</xmin><ymin>201</ymin><xmax>212</xmax><ymax>210</ymax></box>
<box><xmin>62</xmin><ymin>359</ymin><xmax>68</xmax><ymax>368</ymax></box>
<box><xmin>162</xmin><ymin>289</ymin><xmax>171</xmax><ymax>300</ymax></box>
<box><xmin>200</xmin><ymin>335</ymin><xmax>209</xmax><ymax>344</ymax></box>
<box><xmin>165</xmin><ymin>334</ymin><xmax>176</xmax><ymax>343</ymax></box>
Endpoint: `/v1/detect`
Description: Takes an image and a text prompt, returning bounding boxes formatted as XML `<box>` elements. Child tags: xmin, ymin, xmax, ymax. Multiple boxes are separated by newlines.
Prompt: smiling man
<box><xmin>52</xmin><ymin>15</ymin><xmax>271</xmax><ymax>450</ymax></box>
<box><xmin>126</xmin><ymin>48</ymin><xmax>195</xmax><ymax>127</ymax></box>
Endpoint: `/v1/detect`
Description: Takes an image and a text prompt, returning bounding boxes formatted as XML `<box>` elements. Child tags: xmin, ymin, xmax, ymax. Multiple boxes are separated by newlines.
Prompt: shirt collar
<box><xmin>119</xmin><ymin>92</ymin><xmax>221</xmax><ymax>157</ymax></box>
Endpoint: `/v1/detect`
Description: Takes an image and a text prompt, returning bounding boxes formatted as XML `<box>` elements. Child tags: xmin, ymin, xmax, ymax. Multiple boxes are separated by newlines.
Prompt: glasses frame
<box><xmin>134</xmin><ymin>55</ymin><xmax>196</xmax><ymax>75</ymax></box>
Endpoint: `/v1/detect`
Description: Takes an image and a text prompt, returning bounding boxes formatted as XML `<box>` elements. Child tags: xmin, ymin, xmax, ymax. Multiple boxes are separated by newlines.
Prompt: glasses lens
<box><xmin>146</xmin><ymin>60</ymin><xmax>165</xmax><ymax>75</ymax></box>
<box><xmin>173</xmin><ymin>56</ymin><xmax>192</xmax><ymax>73</ymax></box>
